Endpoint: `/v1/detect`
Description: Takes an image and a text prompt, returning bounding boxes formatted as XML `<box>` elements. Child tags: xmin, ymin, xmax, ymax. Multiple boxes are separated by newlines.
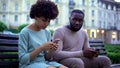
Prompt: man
<box><xmin>52</xmin><ymin>9</ymin><xmax>111</xmax><ymax>68</ymax></box>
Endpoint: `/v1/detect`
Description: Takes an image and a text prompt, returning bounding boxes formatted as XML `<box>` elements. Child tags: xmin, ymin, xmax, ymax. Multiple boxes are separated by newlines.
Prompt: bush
<box><xmin>108</xmin><ymin>52</ymin><xmax>120</xmax><ymax>64</ymax></box>
<box><xmin>18</xmin><ymin>24</ymin><xmax>28</xmax><ymax>32</ymax></box>
<box><xmin>0</xmin><ymin>21</ymin><xmax>8</xmax><ymax>32</ymax></box>
<box><xmin>105</xmin><ymin>44</ymin><xmax>120</xmax><ymax>64</ymax></box>
<box><xmin>6</xmin><ymin>29</ymin><xmax>19</xmax><ymax>33</ymax></box>
<box><xmin>49</xmin><ymin>29</ymin><xmax>54</xmax><ymax>36</ymax></box>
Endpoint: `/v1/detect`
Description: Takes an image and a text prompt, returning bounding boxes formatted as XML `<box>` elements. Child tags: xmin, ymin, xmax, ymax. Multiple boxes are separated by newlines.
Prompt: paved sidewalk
<box><xmin>111</xmin><ymin>64</ymin><xmax>120</xmax><ymax>68</ymax></box>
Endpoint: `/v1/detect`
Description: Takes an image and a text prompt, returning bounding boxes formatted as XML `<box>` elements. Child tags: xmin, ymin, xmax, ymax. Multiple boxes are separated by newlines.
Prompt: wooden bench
<box><xmin>0</xmin><ymin>33</ymin><xmax>19</xmax><ymax>67</ymax></box>
<box><xmin>89</xmin><ymin>40</ymin><xmax>120</xmax><ymax>68</ymax></box>
<box><xmin>89</xmin><ymin>40</ymin><xmax>107</xmax><ymax>55</ymax></box>
<box><xmin>0</xmin><ymin>33</ymin><xmax>119</xmax><ymax>68</ymax></box>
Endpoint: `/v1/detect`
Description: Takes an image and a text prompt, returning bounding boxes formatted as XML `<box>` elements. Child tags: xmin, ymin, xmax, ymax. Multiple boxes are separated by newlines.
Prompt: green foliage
<box><xmin>0</xmin><ymin>21</ymin><xmax>8</xmax><ymax>32</ymax></box>
<box><xmin>105</xmin><ymin>44</ymin><xmax>120</xmax><ymax>64</ymax></box>
<box><xmin>108</xmin><ymin>52</ymin><xmax>120</xmax><ymax>64</ymax></box>
<box><xmin>49</xmin><ymin>29</ymin><xmax>54</xmax><ymax>36</ymax></box>
<box><xmin>18</xmin><ymin>24</ymin><xmax>28</xmax><ymax>32</ymax></box>
<box><xmin>6</xmin><ymin>29</ymin><xmax>19</xmax><ymax>33</ymax></box>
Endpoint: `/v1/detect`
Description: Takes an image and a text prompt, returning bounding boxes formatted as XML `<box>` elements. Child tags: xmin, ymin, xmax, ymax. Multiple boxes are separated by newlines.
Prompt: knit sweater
<box><xmin>52</xmin><ymin>26</ymin><xmax>90</xmax><ymax>61</ymax></box>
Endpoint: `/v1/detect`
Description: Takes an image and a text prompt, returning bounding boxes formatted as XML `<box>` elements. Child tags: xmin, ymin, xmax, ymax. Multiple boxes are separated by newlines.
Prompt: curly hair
<box><xmin>30</xmin><ymin>0</ymin><xmax>59</xmax><ymax>20</ymax></box>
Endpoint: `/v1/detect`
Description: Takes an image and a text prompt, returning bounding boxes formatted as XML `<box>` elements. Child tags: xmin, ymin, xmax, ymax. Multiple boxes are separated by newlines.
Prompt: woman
<box><xmin>18</xmin><ymin>0</ymin><xmax>67</xmax><ymax>68</ymax></box>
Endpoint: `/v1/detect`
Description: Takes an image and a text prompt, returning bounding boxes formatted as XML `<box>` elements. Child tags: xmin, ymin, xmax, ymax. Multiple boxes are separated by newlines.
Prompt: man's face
<box><xmin>69</xmin><ymin>12</ymin><xmax>84</xmax><ymax>32</ymax></box>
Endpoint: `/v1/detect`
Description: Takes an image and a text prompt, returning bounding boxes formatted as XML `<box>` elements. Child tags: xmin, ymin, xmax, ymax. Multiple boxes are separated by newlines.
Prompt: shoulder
<box><xmin>54</xmin><ymin>26</ymin><xmax>66</xmax><ymax>32</ymax></box>
<box><xmin>44</xmin><ymin>29</ymin><xmax>50</xmax><ymax>33</ymax></box>
<box><xmin>19</xmin><ymin>26</ymin><xmax>31</xmax><ymax>37</ymax></box>
<box><xmin>79</xmin><ymin>29</ymin><xmax>88</xmax><ymax>36</ymax></box>
<box><xmin>20</xmin><ymin>26</ymin><xmax>29</xmax><ymax>34</ymax></box>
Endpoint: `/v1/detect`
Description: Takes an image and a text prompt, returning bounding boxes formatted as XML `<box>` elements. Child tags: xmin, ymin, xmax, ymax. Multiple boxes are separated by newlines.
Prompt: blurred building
<box><xmin>0</xmin><ymin>0</ymin><xmax>37</xmax><ymax>28</ymax></box>
<box><xmin>0</xmin><ymin>0</ymin><xmax>120</xmax><ymax>44</ymax></box>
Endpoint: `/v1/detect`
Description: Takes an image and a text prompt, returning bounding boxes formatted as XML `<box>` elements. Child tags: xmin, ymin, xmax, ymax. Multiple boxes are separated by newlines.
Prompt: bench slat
<box><xmin>0</xmin><ymin>33</ymin><xmax>19</xmax><ymax>67</ymax></box>
<box><xmin>0</xmin><ymin>39</ymin><xmax>18</xmax><ymax>46</ymax></box>
<box><xmin>89</xmin><ymin>41</ymin><xmax>103</xmax><ymax>43</ymax></box>
<box><xmin>0</xmin><ymin>61</ymin><xmax>18</xmax><ymax>67</ymax></box>
<box><xmin>0</xmin><ymin>34</ymin><xmax>18</xmax><ymax>39</ymax></box>
<box><xmin>0</xmin><ymin>46</ymin><xmax>18</xmax><ymax>52</ymax></box>
<box><xmin>0</xmin><ymin>54</ymin><xmax>18</xmax><ymax>59</ymax></box>
<box><xmin>89</xmin><ymin>40</ymin><xmax>107</xmax><ymax>56</ymax></box>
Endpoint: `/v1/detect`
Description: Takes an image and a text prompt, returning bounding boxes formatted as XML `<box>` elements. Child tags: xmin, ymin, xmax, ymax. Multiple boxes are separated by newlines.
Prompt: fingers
<box><xmin>50</xmin><ymin>44</ymin><xmax>58</xmax><ymax>50</ymax></box>
<box><xmin>43</xmin><ymin>42</ymin><xmax>59</xmax><ymax>51</ymax></box>
<box><xmin>53</xmin><ymin>39</ymin><xmax>60</xmax><ymax>44</ymax></box>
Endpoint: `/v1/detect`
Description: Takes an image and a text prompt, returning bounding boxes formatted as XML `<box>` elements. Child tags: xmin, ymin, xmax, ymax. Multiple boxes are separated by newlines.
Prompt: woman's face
<box><xmin>35</xmin><ymin>17</ymin><xmax>50</xmax><ymax>29</ymax></box>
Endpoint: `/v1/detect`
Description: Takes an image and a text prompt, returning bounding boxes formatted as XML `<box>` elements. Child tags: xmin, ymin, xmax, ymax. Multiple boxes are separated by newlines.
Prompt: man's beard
<box><xmin>69</xmin><ymin>23</ymin><xmax>81</xmax><ymax>32</ymax></box>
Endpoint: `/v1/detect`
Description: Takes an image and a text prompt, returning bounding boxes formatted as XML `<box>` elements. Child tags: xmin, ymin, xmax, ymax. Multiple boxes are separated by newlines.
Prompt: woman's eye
<box><xmin>42</xmin><ymin>19</ymin><xmax>50</xmax><ymax>22</ymax></box>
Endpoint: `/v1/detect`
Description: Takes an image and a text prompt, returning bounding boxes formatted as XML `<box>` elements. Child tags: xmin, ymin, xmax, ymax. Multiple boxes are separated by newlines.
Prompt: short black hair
<box><xmin>30</xmin><ymin>0</ymin><xmax>59</xmax><ymax>19</ymax></box>
<box><xmin>71</xmin><ymin>9</ymin><xmax>84</xmax><ymax>17</ymax></box>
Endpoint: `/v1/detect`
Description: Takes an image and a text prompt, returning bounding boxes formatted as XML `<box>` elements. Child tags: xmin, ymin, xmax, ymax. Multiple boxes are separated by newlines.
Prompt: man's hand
<box><xmin>83</xmin><ymin>48</ymin><xmax>97</xmax><ymax>59</ymax></box>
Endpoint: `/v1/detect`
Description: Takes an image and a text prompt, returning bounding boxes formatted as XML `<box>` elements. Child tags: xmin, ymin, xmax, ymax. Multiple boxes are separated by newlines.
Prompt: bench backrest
<box><xmin>89</xmin><ymin>40</ymin><xmax>107</xmax><ymax>55</ymax></box>
<box><xmin>0</xmin><ymin>33</ymin><xmax>107</xmax><ymax>67</ymax></box>
<box><xmin>0</xmin><ymin>33</ymin><xmax>19</xmax><ymax>67</ymax></box>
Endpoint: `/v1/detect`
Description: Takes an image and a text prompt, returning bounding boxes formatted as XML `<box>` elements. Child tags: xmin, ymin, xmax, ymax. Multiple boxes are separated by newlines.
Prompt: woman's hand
<box><xmin>41</xmin><ymin>41</ymin><xmax>59</xmax><ymax>51</ymax></box>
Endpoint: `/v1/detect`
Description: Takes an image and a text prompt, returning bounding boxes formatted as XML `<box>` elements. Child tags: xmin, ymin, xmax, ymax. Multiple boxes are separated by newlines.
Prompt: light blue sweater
<box><xmin>18</xmin><ymin>26</ymin><xmax>61</xmax><ymax>68</ymax></box>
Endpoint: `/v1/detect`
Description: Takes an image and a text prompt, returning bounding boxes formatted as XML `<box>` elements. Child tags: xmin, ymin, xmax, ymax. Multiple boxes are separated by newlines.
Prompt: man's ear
<box><xmin>69</xmin><ymin>17</ymin><xmax>71</xmax><ymax>21</ymax></box>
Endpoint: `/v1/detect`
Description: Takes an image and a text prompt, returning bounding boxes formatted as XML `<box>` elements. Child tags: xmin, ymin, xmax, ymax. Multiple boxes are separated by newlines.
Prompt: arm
<box><xmin>44</xmin><ymin>30</ymin><xmax>58</xmax><ymax>60</ymax></box>
<box><xmin>19</xmin><ymin>32</ymin><xmax>56</xmax><ymax>64</ymax></box>
<box><xmin>18</xmin><ymin>32</ymin><xmax>44</xmax><ymax>64</ymax></box>
<box><xmin>18</xmin><ymin>33</ymin><xmax>30</xmax><ymax>65</ymax></box>
<box><xmin>83</xmin><ymin>30</ymin><xmax>90</xmax><ymax>50</ymax></box>
<box><xmin>52</xmin><ymin>29</ymin><xmax>83</xmax><ymax>61</ymax></box>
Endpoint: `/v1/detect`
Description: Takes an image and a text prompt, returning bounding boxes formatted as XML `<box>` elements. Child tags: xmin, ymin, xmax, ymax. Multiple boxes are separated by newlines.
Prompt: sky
<box><xmin>114</xmin><ymin>0</ymin><xmax>120</xmax><ymax>2</ymax></box>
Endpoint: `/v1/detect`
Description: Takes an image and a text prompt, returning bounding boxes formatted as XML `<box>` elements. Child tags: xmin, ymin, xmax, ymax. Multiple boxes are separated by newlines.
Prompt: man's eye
<box><xmin>42</xmin><ymin>19</ymin><xmax>47</xmax><ymax>22</ymax></box>
<box><xmin>72</xmin><ymin>18</ymin><xmax>77</xmax><ymax>21</ymax></box>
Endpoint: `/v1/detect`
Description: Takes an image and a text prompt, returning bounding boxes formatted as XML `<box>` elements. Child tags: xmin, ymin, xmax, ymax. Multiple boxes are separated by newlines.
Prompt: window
<box><xmin>91</xmin><ymin>10</ymin><xmax>94</xmax><ymax>16</ymax></box>
<box><xmin>104</xmin><ymin>22</ymin><xmax>106</xmax><ymax>29</ymax></box>
<box><xmin>82</xmin><ymin>0</ymin><xmax>85</xmax><ymax>6</ymax></box>
<box><xmin>2</xmin><ymin>15</ymin><xmax>6</xmax><ymax>21</ymax></box>
<box><xmin>27</xmin><ymin>3</ymin><xmax>30</xmax><ymax>10</ymax></box>
<box><xmin>55</xmin><ymin>18</ymin><xmax>58</xmax><ymax>25</ymax></box>
<box><xmin>2</xmin><ymin>3</ymin><xmax>6</xmax><ymax>11</ymax></box>
<box><xmin>14</xmin><ymin>15</ymin><xmax>18</xmax><ymax>22</ymax></box>
<box><xmin>91</xmin><ymin>0</ymin><xmax>94</xmax><ymax>6</ymax></box>
<box><xmin>69</xmin><ymin>0</ymin><xmax>75</xmax><ymax>9</ymax></box>
<box><xmin>15</xmin><ymin>3</ymin><xmax>19</xmax><ymax>11</ymax></box>
<box><xmin>92</xmin><ymin>32</ymin><xmax>94</xmax><ymax>38</ymax></box>
<box><xmin>92</xmin><ymin>20</ymin><xmax>94</xmax><ymax>27</ymax></box>
<box><xmin>99</xmin><ymin>21</ymin><xmax>101</xmax><ymax>28</ymax></box>
<box><xmin>55</xmin><ymin>0</ymin><xmax>59</xmax><ymax>3</ymax></box>
<box><xmin>26</xmin><ymin>15</ymin><xmax>30</xmax><ymax>22</ymax></box>
<box><xmin>103</xmin><ymin>4</ymin><xmax>105</xmax><ymax>8</ymax></box>
<box><xmin>108</xmin><ymin>5</ymin><xmax>111</xmax><ymax>10</ymax></box>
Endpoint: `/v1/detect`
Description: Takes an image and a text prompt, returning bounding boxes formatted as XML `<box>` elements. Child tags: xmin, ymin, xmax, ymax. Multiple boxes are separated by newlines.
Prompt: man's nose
<box><xmin>75</xmin><ymin>21</ymin><xmax>80</xmax><ymax>25</ymax></box>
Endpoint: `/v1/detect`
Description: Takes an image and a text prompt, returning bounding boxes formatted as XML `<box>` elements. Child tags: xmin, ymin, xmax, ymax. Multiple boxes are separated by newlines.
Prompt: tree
<box><xmin>0</xmin><ymin>21</ymin><xmax>8</xmax><ymax>32</ymax></box>
<box><xmin>18</xmin><ymin>24</ymin><xmax>29</xmax><ymax>32</ymax></box>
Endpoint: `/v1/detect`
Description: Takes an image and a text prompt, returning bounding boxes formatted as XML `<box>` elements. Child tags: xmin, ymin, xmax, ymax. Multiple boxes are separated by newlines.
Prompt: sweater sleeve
<box><xmin>18</xmin><ymin>32</ymin><xmax>30</xmax><ymax>65</ymax></box>
<box><xmin>52</xmin><ymin>29</ymin><xmax>83</xmax><ymax>61</ymax></box>
<box><xmin>83</xmin><ymin>30</ymin><xmax>90</xmax><ymax>50</ymax></box>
